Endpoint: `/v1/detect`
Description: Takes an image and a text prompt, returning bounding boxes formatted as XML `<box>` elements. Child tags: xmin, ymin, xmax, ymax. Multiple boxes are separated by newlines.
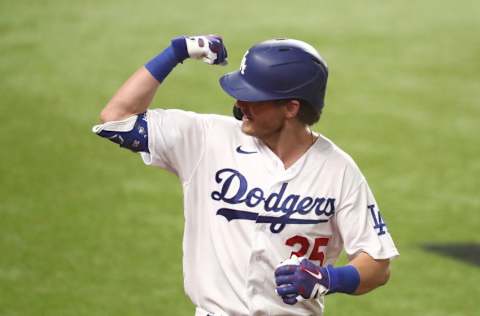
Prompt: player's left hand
<box><xmin>274</xmin><ymin>255</ymin><xmax>330</xmax><ymax>305</ymax></box>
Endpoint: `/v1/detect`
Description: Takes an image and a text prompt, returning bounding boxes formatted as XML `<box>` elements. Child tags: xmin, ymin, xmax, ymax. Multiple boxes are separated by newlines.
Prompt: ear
<box><xmin>284</xmin><ymin>100</ymin><xmax>301</xmax><ymax>119</ymax></box>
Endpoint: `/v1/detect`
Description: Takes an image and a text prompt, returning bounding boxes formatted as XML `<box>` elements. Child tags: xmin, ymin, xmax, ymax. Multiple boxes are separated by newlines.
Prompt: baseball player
<box><xmin>93</xmin><ymin>35</ymin><xmax>399</xmax><ymax>315</ymax></box>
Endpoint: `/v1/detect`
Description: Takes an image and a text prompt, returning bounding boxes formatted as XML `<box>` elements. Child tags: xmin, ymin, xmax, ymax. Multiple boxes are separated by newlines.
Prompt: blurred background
<box><xmin>1</xmin><ymin>0</ymin><xmax>479</xmax><ymax>315</ymax></box>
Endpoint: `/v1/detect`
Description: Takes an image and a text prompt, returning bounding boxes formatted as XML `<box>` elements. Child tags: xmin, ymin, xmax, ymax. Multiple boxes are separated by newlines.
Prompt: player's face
<box><xmin>235</xmin><ymin>100</ymin><xmax>287</xmax><ymax>139</ymax></box>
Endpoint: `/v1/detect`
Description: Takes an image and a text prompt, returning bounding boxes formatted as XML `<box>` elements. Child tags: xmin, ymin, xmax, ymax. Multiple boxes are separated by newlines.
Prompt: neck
<box><xmin>260</xmin><ymin>122</ymin><xmax>316</xmax><ymax>169</ymax></box>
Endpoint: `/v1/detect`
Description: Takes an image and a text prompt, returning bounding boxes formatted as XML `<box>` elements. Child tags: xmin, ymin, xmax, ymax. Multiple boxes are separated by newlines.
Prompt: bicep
<box><xmin>335</xmin><ymin>181</ymin><xmax>399</xmax><ymax>260</ymax></box>
<box><xmin>143</xmin><ymin>109</ymin><xmax>207</xmax><ymax>182</ymax></box>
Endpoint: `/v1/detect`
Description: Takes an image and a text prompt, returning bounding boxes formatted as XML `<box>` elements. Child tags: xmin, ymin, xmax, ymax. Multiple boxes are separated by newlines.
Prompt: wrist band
<box><xmin>326</xmin><ymin>265</ymin><xmax>360</xmax><ymax>294</ymax></box>
<box><xmin>144</xmin><ymin>37</ymin><xmax>189</xmax><ymax>82</ymax></box>
<box><xmin>144</xmin><ymin>46</ymin><xmax>179</xmax><ymax>82</ymax></box>
<box><xmin>170</xmin><ymin>36</ymin><xmax>189</xmax><ymax>62</ymax></box>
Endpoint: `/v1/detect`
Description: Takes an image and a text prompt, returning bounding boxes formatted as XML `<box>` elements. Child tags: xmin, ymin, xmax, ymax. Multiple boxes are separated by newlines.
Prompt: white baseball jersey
<box><xmin>140</xmin><ymin>108</ymin><xmax>399</xmax><ymax>316</ymax></box>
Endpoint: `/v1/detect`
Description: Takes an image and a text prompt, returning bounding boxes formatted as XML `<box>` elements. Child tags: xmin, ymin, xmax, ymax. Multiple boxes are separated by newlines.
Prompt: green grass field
<box><xmin>1</xmin><ymin>0</ymin><xmax>479</xmax><ymax>315</ymax></box>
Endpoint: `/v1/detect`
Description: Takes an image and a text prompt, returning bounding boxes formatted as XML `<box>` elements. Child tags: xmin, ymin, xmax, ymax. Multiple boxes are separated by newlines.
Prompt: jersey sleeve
<box><xmin>335</xmin><ymin>180</ymin><xmax>399</xmax><ymax>260</ymax></box>
<box><xmin>140</xmin><ymin>108</ymin><xmax>207</xmax><ymax>183</ymax></box>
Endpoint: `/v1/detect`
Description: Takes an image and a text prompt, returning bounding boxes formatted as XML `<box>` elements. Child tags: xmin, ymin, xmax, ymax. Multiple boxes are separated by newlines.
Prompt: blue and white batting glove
<box><xmin>171</xmin><ymin>35</ymin><xmax>228</xmax><ymax>65</ymax></box>
<box><xmin>275</xmin><ymin>255</ymin><xmax>329</xmax><ymax>305</ymax></box>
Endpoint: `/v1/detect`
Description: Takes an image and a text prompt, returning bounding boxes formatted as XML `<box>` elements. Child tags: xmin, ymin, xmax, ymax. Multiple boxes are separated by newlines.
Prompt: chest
<box><xmin>204</xmin><ymin>146</ymin><xmax>340</xmax><ymax>236</ymax></box>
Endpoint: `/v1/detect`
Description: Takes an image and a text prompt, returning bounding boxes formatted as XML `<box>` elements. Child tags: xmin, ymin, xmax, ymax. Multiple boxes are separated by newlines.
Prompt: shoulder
<box><xmin>202</xmin><ymin>113</ymin><xmax>241</xmax><ymax>129</ymax></box>
<box><xmin>147</xmin><ymin>108</ymin><xmax>244</xmax><ymax>143</ymax></box>
<box><xmin>316</xmin><ymin>135</ymin><xmax>361</xmax><ymax>168</ymax></box>
<box><xmin>314</xmin><ymin>134</ymin><xmax>366</xmax><ymax>189</ymax></box>
<box><xmin>147</xmin><ymin>108</ymin><xmax>238</xmax><ymax>126</ymax></box>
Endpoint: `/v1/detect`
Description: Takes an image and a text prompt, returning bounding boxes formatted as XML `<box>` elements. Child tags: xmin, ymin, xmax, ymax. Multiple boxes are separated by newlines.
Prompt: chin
<box><xmin>241</xmin><ymin>125</ymin><xmax>255</xmax><ymax>136</ymax></box>
<box><xmin>241</xmin><ymin>122</ymin><xmax>260</xmax><ymax>136</ymax></box>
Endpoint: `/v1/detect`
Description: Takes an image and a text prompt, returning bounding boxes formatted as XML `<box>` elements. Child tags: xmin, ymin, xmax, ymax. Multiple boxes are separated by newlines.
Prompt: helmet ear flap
<box><xmin>233</xmin><ymin>105</ymin><xmax>244</xmax><ymax>120</ymax></box>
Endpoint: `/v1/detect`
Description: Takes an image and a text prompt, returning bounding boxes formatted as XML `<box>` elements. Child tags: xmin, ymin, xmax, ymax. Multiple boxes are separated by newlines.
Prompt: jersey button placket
<box><xmin>245</xmin><ymin>178</ymin><xmax>274</xmax><ymax>313</ymax></box>
<box><xmin>246</xmin><ymin>240</ymin><xmax>267</xmax><ymax>311</ymax></box>
<box><xmin>249</xmin><ymin>180</ymin><xmax>281</xmax><ymax>311</ymax></box>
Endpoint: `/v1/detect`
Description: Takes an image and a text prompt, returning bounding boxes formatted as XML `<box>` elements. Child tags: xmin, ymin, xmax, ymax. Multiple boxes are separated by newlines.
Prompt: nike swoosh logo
<box><xmin>236</xmin><ymin>145</ymin><xmax>257</xmax><ymax>154</ymax></box>
<box><xmin>302</xmin><ymin>268</ymin><xmax>323</xmax><ymax>280</ymax></box>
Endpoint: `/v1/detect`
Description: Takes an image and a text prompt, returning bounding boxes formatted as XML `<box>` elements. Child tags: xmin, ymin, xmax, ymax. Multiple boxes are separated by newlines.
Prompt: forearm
<box><xmin>100</xmin><ymin>67</ymin><xmax>160</xmax><ymax>122</ymax></box>
<box><xmin>349</xmin><ymin>252</ymin><xmax>391</xmax><ymax>295</ymax></box>
<box><xmin>98</xmin><ymin>35</ymin><xmax>227</xmax><ymax>124</ymax></box>
<box><xmin>99</xmin><ymin>39</ymin><xmax>182</xmax><ymax>123</ymax></box>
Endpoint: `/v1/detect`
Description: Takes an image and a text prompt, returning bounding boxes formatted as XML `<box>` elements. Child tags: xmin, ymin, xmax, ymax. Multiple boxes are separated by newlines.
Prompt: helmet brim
<box><xmin>219</xmin><ymin>71</ymin><xmax>281</xmax><ymax>102</ymax></box>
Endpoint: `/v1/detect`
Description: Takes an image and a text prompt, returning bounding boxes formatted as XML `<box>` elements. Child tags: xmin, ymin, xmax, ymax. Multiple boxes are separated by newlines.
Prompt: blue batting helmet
<box><xmin>219</xmin><ymin>38</ymin><xmax>328</xmax><ymax>112</ymax></box>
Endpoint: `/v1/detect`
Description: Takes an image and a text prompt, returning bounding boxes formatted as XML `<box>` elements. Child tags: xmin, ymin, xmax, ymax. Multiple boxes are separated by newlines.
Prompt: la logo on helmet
<box><xmin>240</xmin><ymin>50</ymin><xmax>249</xmax><ymax>75</ymax></box>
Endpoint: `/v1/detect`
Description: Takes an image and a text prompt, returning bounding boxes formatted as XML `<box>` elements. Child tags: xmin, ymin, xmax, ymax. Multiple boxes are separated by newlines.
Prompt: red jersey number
<box><xmin>285</xmin><ymin>235</ymin><xmax>329</xmax><ymax>266</ymax></box>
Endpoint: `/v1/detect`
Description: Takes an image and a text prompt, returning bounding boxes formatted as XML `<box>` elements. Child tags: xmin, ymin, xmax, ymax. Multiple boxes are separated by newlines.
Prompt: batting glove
<box><xmin>171</xmin><ymin>35</ymin><xmax>228</xmax><ymax>65</ymax></box>
<box><xmin>275</xmin><ymin>255</ymin><xmax>329</xmax><ymax>305</ymax></box>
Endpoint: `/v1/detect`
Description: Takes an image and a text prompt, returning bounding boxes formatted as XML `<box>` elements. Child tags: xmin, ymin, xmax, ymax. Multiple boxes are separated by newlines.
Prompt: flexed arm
<box><xmin>92</xmin><ymin>35</ymin><xmax>227</xmax><ymax>152</ymax></box>
<box><xmin>99</xmin><ymin>35</ymin><xmax>227</xmax><ymax>123</ymax></box>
